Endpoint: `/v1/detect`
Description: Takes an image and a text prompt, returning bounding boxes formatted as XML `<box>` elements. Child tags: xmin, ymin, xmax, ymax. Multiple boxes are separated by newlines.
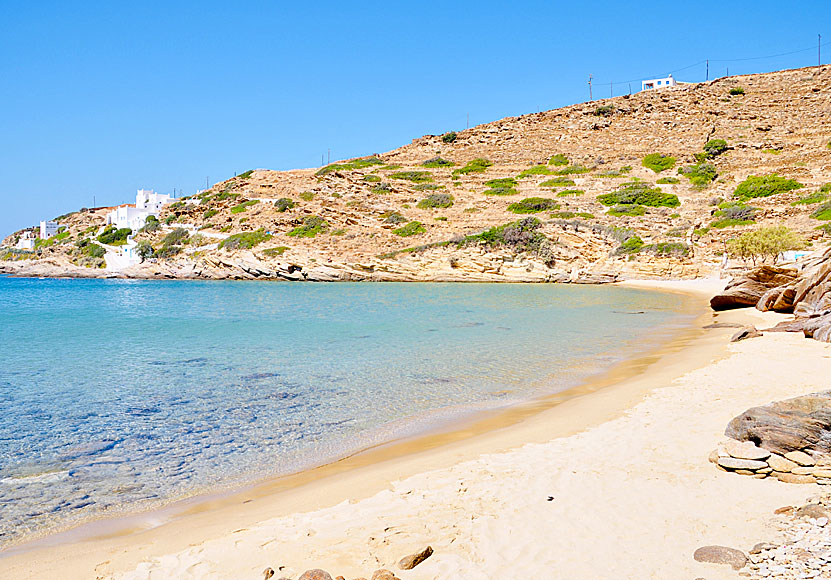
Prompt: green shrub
<box><xmin>712</xmin><ymin>202</ymin><xmax>757</xmax><ymax>228</ymax></box>
<box><xmin>729</xmin><ymin>87</ymin><xmax>745</xmax><ymax>96</ymax></box>
<box><xmin>141</xmin><ymin>215</ymin><xmax>161</xmax><ymax>233</ymax></box>
<box><xmin>734</xmin><ymin>175</ymin><xmax>803</xmax><ymax>200</ymax></box>
<box><xmin>811</xmin><ymin>202</ymin><xmax>831</xmax><ymax>221</ymax></box>
<box><xmin>554</xmin><ymin>165</ymin><xmax>591</xmax><ymax>175</ymax></box>
<box><xmin>422</xmin><ymin>156</ymin><xmax>455</xmax><ymax>168</ymax></box>
<box><xmin>540</xmin><ymin>177</ymin><xmax>576</xmax><ymax>188</ymax></box>
<box><xmin>727</xmin><ymin>226</ymin><xmax>803</xmax><ymax>264</ymax></box>
<box><xmin>300</xmin><ymin>191</ymin><xmax>315</xmax><ymax>201</ymax></box>
<box><xmin>393</xmin><ymin>221</ymin><xmax>426</xmax><ymax>237</ymax></box>
<box><xmin>275</xmin><ymin>198</ymin><xmax>296</xmax><ymax>212</ymax></box>
<box><xmin>642</xmin><ymin>153</ymin><xmax>676</xmax><ymax>173</ymax></box>
<box><xmin>597</xmin><ymin>182</ymin><xmax>680</xmax><ymax>207</ymax></box>
<box><xmin>594</xmin><ymin>105</ymin><xmax>615</xmax><ymax>117</ymax></box>
<box><xmin>262</xmin><ymin>246</ymin><xmax>289</xmax><ymax>257</ymax></box>
<box><xmin>792</xmin><ymin>191</ymin><xmax>829</xmax><ymax>206</ymax></box>
<box><xmin>86</xmin><ymin>244</ymin><xmax>106</xmax><ymax>259</ymax></box>
<box><xmin>162</xmin><ymin>228</ymin><xmax>189</xmax><ymax>246</ymax></box>
<box><xmin>441</xmin><ymin>131</ymin><xmax>457</xmax><ymax>143</ymax></box>
<box><xmin>315</xmin><ymin>156</ymin><xmax>384</xmax><ymax>176</ymax></box>
<box><xmin>642</xmin><ymin>242</ymin><xmax>689</xmax><ymax>257</ymax></box>
<box><xmin>203</xmin><ymin>209</ymin><xmax>219</xmax><ymax>220</ymax></box>
<box><xmin>548</xmin><ymin>154</ymin><xmax>569</xmax><ymax>166</ymax></box>
<box><xmin>679</xmin><ymin>162</ymin><xmax>717</xmax><ymax>186</ymax></box>
<box><xmin>231</xmin><ymin>199</ymin><xmax>259</xmax><ymax>214</ymax></box>
<box><xmin>461</xmin><ymin>217</ymin><xmax>552</xmax><ymax>261</ymax></box>
<box><xmin>136</xmin><ymin>241</ymin><xmax>154</xmax><ymax>261</ymax></box>
<box><xmin>656</xmin><ymin>177</ymin><xmax>680</xmax><ymax>184</ymax></box>
<box><xmin>379</xmin><ymin>164</ymin><xmax>402</xmax><ymax>171</ymax></box>
<box><xmin>517</xmin><ymin>165</ymin><xmax>554</xmax><ymax>178</ymax></box>
<box><xmin>372</xmin><ymin>183</ymin><xmax>393</xmax><ymax>194</ymax></box>
<box><xmin>413</xmin><ymin>183</ymin><xmax>443</xmax><ymax>190</ymax></box>
<box><xmin>97</xmin><ymin>226</ymin><xmax>132</xmax><ymax>245</ymax></box>
<box><xmin>382</xmin><ymin>212</ymin><xmax>408</xmax><ymax>224</ymax></box>
<box><xmin>616</xmin><ymin>235</ymin><xmax>644</xmax><ymax>254</ymax></box>
<box><xmin>608</xmin><ymin>204</ymin><xmax>647</xmax><ymax>217</ymax></box>
<box><xmin>703</xmin><ymin>139</ymin><xmax>728</xmax><ymax>158</ymax></box>
<box><xmin>390</xmin><ymin>171</ymin><xmax>433</xmax><ymax>183</ymax></box>
<box><xmin>453</xmin><ymin>158</ymin><xmax>492</xmax><ymax>176</ymax></box>
<box><xmin>556</xmin><ymin>189</ymin><xmax>584</xmax><ymax>197</ymax></box>
<box><xmin>220</xmin><ymin>229</ymin><xmax>272</xmax><ymax>250</ymax></box>
<box><xmin>417</xmin><ymin>193</ymin><xmax>454</xmax><ymax>209</ymax></box>
<box><xmin>507</xmin><ymin>197</ymin><xmax>560</xmax><ymax>214</ymax></box>
<box><xmin>237</xmin><ymin>170</ymin><xmax>255</xmax><ymax>179</ymax></box>
<box><xmin>483</xmin><ymin>186</ymin><xmax>518</xmax><ymax>196</ymax></box>
<box><xmin>287</xmin><ymin>216</ymin><xmax>329</xmax><ymax>237</ymax></box>
<box><xmin>363</xmin><ymin>174</ymin><xmax>381</xmax><ymax>182</ymax></box>
<box><xmin>485</xmin><ymin>178</ymin><xmax>517</xmax><ymax>188</ymax></box>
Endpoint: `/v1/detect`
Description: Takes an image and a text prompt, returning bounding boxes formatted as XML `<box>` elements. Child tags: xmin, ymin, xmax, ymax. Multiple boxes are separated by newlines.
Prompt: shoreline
<box><xmin>0</xmin><ymin>278</ymin><xmax>731</xmax><ymax>579</ymax></box>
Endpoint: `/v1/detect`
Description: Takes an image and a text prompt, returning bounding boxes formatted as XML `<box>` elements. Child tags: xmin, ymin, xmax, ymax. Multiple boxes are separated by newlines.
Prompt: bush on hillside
<box><xmin>442</xmin><ymin>131</ymin><xmax>457</xmax><ymax>143</ymax></box>
<box><xmin>507</xmin><ymin>197</ymin><xmax>560</xmax><ymax>214</ymax></box>
<box><xmin>597</xmin><ymin>182</ymin><xmax>680</xmax><ymax>207</ymax></box>
<box><xmin>548</xmin><ymin>154</ymin><xmax>569</xmax><ymax>166</ymax></box>
<box><xmin>287</xmin><ymin>217</ymin><xmax>328</xmax><ymax>238</ymax></box>
<box><xmin>679</xmin><ymin>162</ymin><xmax>717</xmax><ymax>186</ymax></box>
<box><xmin>642</xmin><ymin>153</ymin><xmax>676</xmax><ymax>173</ymax></box>
<box><xmin>421</xmin><ymin>156</ymin><xmax>455</xmax><ymax>168</ymax></box>
<box><xmin>393</xmin><ymin>221</ymin><xmax>426</xmax><ymax>237</ymax></box>
<box><xmin>733</xmin><ymin>175</ymin><xmax>803</xmax><ymax>200</ymax></box>
<box><xmin>417</xmin><ymin>193</ymin><xmax>454</xmax><ymax>209</ymax></box>
<box><xmin>452</xmin><ymin>158</ymin><xmax>492</xmax><ymax>176</ymax></box>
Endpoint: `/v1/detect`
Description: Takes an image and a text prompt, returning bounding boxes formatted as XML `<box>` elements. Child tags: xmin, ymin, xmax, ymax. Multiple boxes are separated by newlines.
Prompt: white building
<box><xmin>40</xmin><ymin>220</ymin><xmax>59</xmax><ymax>239</ymax></box>
<box><xmin>641</xmin><ymin>74</ymin><xmax>677</xmax><ymax>91</ymax></box>
<box><xmin>16</xmin><ymin>231</ymin><xmax>35</xmax><ymax>250</ymax></box>
<box><xmin>106</xmin><ymin>189</ymin><xmax>172</xmax><ymax>231</ymax></box>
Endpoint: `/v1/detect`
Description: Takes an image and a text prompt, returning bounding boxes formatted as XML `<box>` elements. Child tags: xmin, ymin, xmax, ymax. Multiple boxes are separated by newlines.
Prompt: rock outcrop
<box><xmin>710</xmin><ymin>265</ymin><xmax>798</xmax><ymax>311</ymax></box>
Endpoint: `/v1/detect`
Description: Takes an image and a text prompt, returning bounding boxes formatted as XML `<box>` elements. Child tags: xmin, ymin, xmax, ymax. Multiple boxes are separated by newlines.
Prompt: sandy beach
<box><xmin>2</xmin><ymin>279</ymin><xmax>829</xmax><ymax>579</ymax></box>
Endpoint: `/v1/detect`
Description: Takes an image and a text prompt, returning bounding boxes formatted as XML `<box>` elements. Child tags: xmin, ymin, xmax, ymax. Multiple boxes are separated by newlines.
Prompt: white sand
<box><xmin>3</xmin><ymin>281</ymin><xmax>830</xmax><ymax>580</ymax></box>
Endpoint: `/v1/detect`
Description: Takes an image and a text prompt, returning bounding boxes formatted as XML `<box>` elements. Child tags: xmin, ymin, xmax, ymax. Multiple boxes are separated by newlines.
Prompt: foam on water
<box><xmin>0</xmin><ymin>278</ymin><xmax>695</xmax><ymax>546</ymax></box>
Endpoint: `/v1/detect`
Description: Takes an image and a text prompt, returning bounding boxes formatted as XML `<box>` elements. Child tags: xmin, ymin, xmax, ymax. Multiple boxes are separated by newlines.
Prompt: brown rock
<box><xmin>775</xmin><ymin>472</ymin><xmax>816</xmax><ymax>484</ymax></box>
<box><xmin>784</xmin><ymin>450</ymin><xmax>815</xmax><ymax>466</ymax></box>
<box><xmin>724</xmin><ymin>391</ymin><xmax>831</xmax><ymax>456</ymax></box>
<box><xmin>717</xmin><ymin>456</ymin><xmax>768</xmax><ymax>471</ymax></box>
<box><xmin>299</xmin><ymin>570</ymin><xmax>334</xmax><ymax>580</ymax></box>
<box><xmin>796</xmin><ymin>503</ymin><xmax>831</xmax><ymax>519</ymax></box>
<box><xmin>730</xmin><ymin>326</ymin><xmax>762</xmax><ymax>342</ymax></box>
<box><xmin>710</xmin><ymin>266</ymin><xmax>798</xmax><ymax>311</ymax></box>
<box><xmin>398</xmin><ymin>546</ymin><xmax>433</xmax><ymax>570</ymax></box>
<box><xmin>724</xmin><ymin>439</ymin><xmax>771</xmax><ymax>461</ymax></box>
<box><xmin>767</xmin><ymin>453</ymin><xmax>797</xmax><ymax>473</ymax></box>
<box><xmin>263</xmin><ymin>568</ymin><xmax>275</xmax><ymax>580</ymax></box>
<box><xmin>693</xmin><ymin>545</ymin><xmax>748</xmax><ymax>570</ymax></box>
<box><xmin>371</xmin><ymin>570</ymin><xmax>400</xmax><ymax>580</ymax></box>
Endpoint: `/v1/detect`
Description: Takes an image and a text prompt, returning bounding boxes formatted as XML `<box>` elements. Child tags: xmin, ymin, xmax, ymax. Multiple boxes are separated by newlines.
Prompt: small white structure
<box><xmin>106</xmin><ymin>189</ymin><xmax>172</xmax><ymax>232</ymax></box>
<box><xmin>40</xmin><ymin>220</ymin><xmax>59</xmax><ymax>239</ymax></box>
<box><xmin>16</xmin><ymin>231</ymin><xmax>36</xmax><ymax>250</ymax></box>
<box><xmin>641</xmin><ymin>74</ymin><xmax>677</xmax><ymax>91</ymax></box>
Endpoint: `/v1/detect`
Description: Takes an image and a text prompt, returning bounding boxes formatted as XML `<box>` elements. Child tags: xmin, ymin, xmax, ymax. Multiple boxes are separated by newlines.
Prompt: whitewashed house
<box><xmin>16</xmin><ymin>231</ymin><xmax>36</xmax><ymax>250</ymax></box>
<box><xmin>641</xmin><ymin>74</ymin><xmax>677</xmax><ymax>91</ymax></box>
<box><xmin>40</xmin><ymin>220</ymin><xmax>59</xmax><ymax>239</ymax></box>
<box><xmin>106</xmin><ymin>189</ymin><xmax>172</xmax><ymax>231</ymax></box>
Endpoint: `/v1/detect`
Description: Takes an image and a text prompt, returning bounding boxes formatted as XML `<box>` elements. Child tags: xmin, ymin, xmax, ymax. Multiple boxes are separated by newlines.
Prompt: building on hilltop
<box><xmin>40</xmin><ymin>220</ymin><xmax>59</xmax><ymax>239</ymax></box>
<box><xmin>16</xmin><ymin>231</ymin><xmax>36</xmax><ymax>250</ymax></box>
<box><xmin>106</xmin><ymin>189</ymin><xmax>172</xmax><ymax>231</ymax></box>
<box><xmin>641</xmin><ymin>74</ymin><xmax>677</xmax><ymax>91</ymax></box>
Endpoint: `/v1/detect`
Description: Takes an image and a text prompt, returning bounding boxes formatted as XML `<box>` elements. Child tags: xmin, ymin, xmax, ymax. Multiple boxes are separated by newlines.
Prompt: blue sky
<box><xmin>1</xmin><ymin>1</ymin><xmax>828</xmax><ymax>235</ymax></box>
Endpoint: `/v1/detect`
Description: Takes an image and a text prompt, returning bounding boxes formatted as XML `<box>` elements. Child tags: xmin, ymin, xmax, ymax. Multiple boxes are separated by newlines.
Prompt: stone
<box><xmin>717</xmin><ymin>456</ymin><xmax>769</xmax><ymax>471</ymax></box>
<box><xmin>775</xmin><ymin>472</ymin><xmax>816</xmax><ymax>484</ymax></box>
<box><xmin>784</xmin><ymin>450</ymin><xmax>816</xmax><ymax>466</ymax></box>
<box><xmin>730</xmin><ymin>326</ymin><xmax>762</xmax><ymax>342</ymax></box>
<box><xmin>710</xmin><ymin>266</ymin><xmax>799</xmax><ymax>311</ymax></box>
<box><xmin>724</xmin><ymin>439</ymin><xmax>771</xmax><ymax>461</ymax></box>
<box><xmin>792</xmin><ymin>466</ymin><xmax>817</xmax><ymax>475</ymax></box>
<box><xmin>813</xmin><ymin>469</ymin><xmax>831</xmax><ymax>478</ymax></box>
<box><xmin>708</xmin><ymin>449</ymin><xmax>720</xmax><ymax>464</ymax></box>
<box><xmin>693</xmin><ymin>545</ymin><xmax>749</xmax><ymax>570</ymax></box>
<box><xmin>768</xmin><ymin>453</ymin><xmax>798</xmax><ymax>473</ymax></box>
<box><xmin>750</xmin><ymin>542</ymin><xmax>777</xmax><ymax>554</ymax></box>
<box><xmin>398</xmin><ymin>545</ymin><xmax>433</xmax><ymax>570</ymax></box>
<box><xmin>263</xmin><ymin>569</ymin><xmax>275</xmax><ymax>580</ymax></box>
<box><xmin>299</xmin><ymin>570</ymin><xmax>334</xmax><ymax>580</ymax></box>
<box><xmin>796</xmin><ymin>504</ymin><xmax>831</xmax><ymax>519</ymax></box>
<box><xmin>735</xmin><ymin>469</ymin><xmax>754</xmax><ymax>475</ymax></box>
<box><xmin>725</xmin><ymin>391</ymin><xmax>831</xmax><ymax>456</ymax></box>
<box><xmin>371</xmin><ymin>570</ymin><xmax>400</xmax><ymax>580</ymax></box>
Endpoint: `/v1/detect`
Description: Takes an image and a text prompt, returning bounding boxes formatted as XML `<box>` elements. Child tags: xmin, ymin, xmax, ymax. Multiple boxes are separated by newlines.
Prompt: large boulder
<box><xmin>725</xmin><ymin>391</ymin><xmax>831</xmax><ymax>455</ymax></box>
<box><xmin>710</xmin><ymin>265</ymin><xmax>798</xmax><ymax>311</ymax></box>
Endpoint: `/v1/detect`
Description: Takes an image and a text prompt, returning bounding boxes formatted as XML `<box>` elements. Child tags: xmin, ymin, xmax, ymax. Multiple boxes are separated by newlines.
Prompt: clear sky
<box><xmin>1</xmin><ymin>1</ymin><xmax>828</xmax><ymax>235</ymax></box>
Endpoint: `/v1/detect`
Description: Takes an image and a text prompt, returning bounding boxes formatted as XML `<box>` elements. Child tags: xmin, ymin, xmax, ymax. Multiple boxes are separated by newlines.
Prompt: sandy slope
<box><xmin>3</xmin><ymin>281</ymin><xmax>830</xmax><ymax>580</ymax></box>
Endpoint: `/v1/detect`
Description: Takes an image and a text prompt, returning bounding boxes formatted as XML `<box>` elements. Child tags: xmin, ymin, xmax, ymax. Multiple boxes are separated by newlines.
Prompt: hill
<box><xmin>3</xmin><ymin>65</ymin><xmax>831</xmax><ymax>282</ymax></box>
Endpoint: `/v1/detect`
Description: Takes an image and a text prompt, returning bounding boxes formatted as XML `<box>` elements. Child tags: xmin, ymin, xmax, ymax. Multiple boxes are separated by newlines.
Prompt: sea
<box><xmin>0</xmin><ymin>277</ymin><xmax>696</xmax><ymax>547</ymax></box>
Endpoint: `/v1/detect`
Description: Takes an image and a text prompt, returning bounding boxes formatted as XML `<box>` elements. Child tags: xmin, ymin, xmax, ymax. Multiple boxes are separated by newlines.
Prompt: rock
<box><xmin>796</xmin><ymin>504</ymin><xmax>831</xmax><ymax>519</ymax></box>
<box><xmin>784</xmin><ymin>450</ymin><xmax>816</xmax><ymax>466</ymax></box>
<box><xmin>398</xmin><ymin>546</ymin><xmax>433</xmax><ymax>570</ymax></box>
<box><xmin>371</xmin><ymin>570</ymin><xmax>400</xmax><ymax>580</ymax></box>
<box><xmin>703</xmin><ymin>322</ymin><xmax>746</xmax><ymax>329</ymax></box>
<box><xmin>813</xmin><ymin>469</ymin><xmax>831</xmax><ymax>478</ymax></box>
<box><xmin>299</xmin><ymin>570</ymin><xmax>334</xmax><ymax>580</ymax></box>
<box><xmin>725</xmin><ymin>391</ymin><xmax>831</xmax><ymax>456</ymax></box>
<box><xmin>730</xmin><ymin>326</ymin><xmax>762</xmax><ymax>342</ymax></box>
<box><xmin>717</xmin><ymin>456</ymin><xmax>768</xmax><ymax>471</ymax></box>
<box><xmin>263</xmin><ymin>569</ymin><xmax>275</xmax><ymax>580</ymax></box>
<box><xmin>775</xmin><ymin>472</ymin><xmax>816</xmax><ymax>484</ymax></box>
<box><xmin>708</xmin><ymin>449</ymin><xmax>720</xmax><ymax>463</ymax></box>
<box><xmin>767</xmin><ymin>453</ymin><xmax>798</xmax><ymax>473</ymax></box>
<box><xmin>750</xmin><ymin>542</ymin><xmax>777</xmax><ymax>554</ymax></box>
<box><xmin>693</xmin><ymin>545</ymin><xmax>749</xmax><ymax>570</ymax></box>
<box><xmin>724</xmin><ymin>439</ymin><xmax>771</xmax><ymax>461</ymax></box>
<box><xmin>710</xmin><ymin>266</ymin><xmax>799</xmax><ymax>311</ymax></box>
<box><xmin>792</xmin><ymin>466</ymin><xmax>816</xmax><ymax>475</ymax></box>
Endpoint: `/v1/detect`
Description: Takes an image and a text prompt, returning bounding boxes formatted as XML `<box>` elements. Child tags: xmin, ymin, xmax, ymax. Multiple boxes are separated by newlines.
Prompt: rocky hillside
<box><xmin>3</xmin><ymin>65</ymin><xmax>831</xmax><ymax>281</ymax></box>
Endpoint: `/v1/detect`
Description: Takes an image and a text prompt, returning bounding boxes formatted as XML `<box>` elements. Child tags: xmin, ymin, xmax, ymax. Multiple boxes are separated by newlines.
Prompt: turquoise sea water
<box><xmin>0</xmin><ymin>278</ymin><xmax>695</xmax><ymax>547</ymax></box>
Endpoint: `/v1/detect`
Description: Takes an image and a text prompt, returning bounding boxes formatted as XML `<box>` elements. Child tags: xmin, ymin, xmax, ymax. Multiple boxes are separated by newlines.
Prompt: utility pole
<box><xmin>706</xmin><ymin>59</ymin><xmax>709</xmax><ymax>81</ymax></box>
<box><xmin>628</xmin><ymin>83</ymin><xmax>632</xmax><ymax>95</ymax></box>
<box><xmin>820</xmin><ymin>34</ymin><xmax>823</xmax><ymax>67</ymax></box>
<box><xmin>321</xmin><ymin>154</ymin><xmax>324</xmax><ymax>166</ymax></box>
<box><xmin>327</xmin><ymin>149</ymin><xmax>330</xmax><ymax>164</ymax></box>
<box><xmin>588</xmin><ymin>74</ymin><xmax>593</xmax><ymax>101</ymax></box>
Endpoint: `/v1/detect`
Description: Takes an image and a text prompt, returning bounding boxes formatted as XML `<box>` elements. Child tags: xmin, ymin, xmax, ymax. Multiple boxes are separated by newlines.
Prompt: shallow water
<box><xmin>0</xmin><ymin>278</ymin><xmax>694</xmax><ymax>546</ymax></box>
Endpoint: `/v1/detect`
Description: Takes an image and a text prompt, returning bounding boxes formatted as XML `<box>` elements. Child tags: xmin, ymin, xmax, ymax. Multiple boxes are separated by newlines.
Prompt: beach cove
<box><xmin>1</xmin><ymin>278</ymin><xmax>828</xmax><ymax>579</ymax></box>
